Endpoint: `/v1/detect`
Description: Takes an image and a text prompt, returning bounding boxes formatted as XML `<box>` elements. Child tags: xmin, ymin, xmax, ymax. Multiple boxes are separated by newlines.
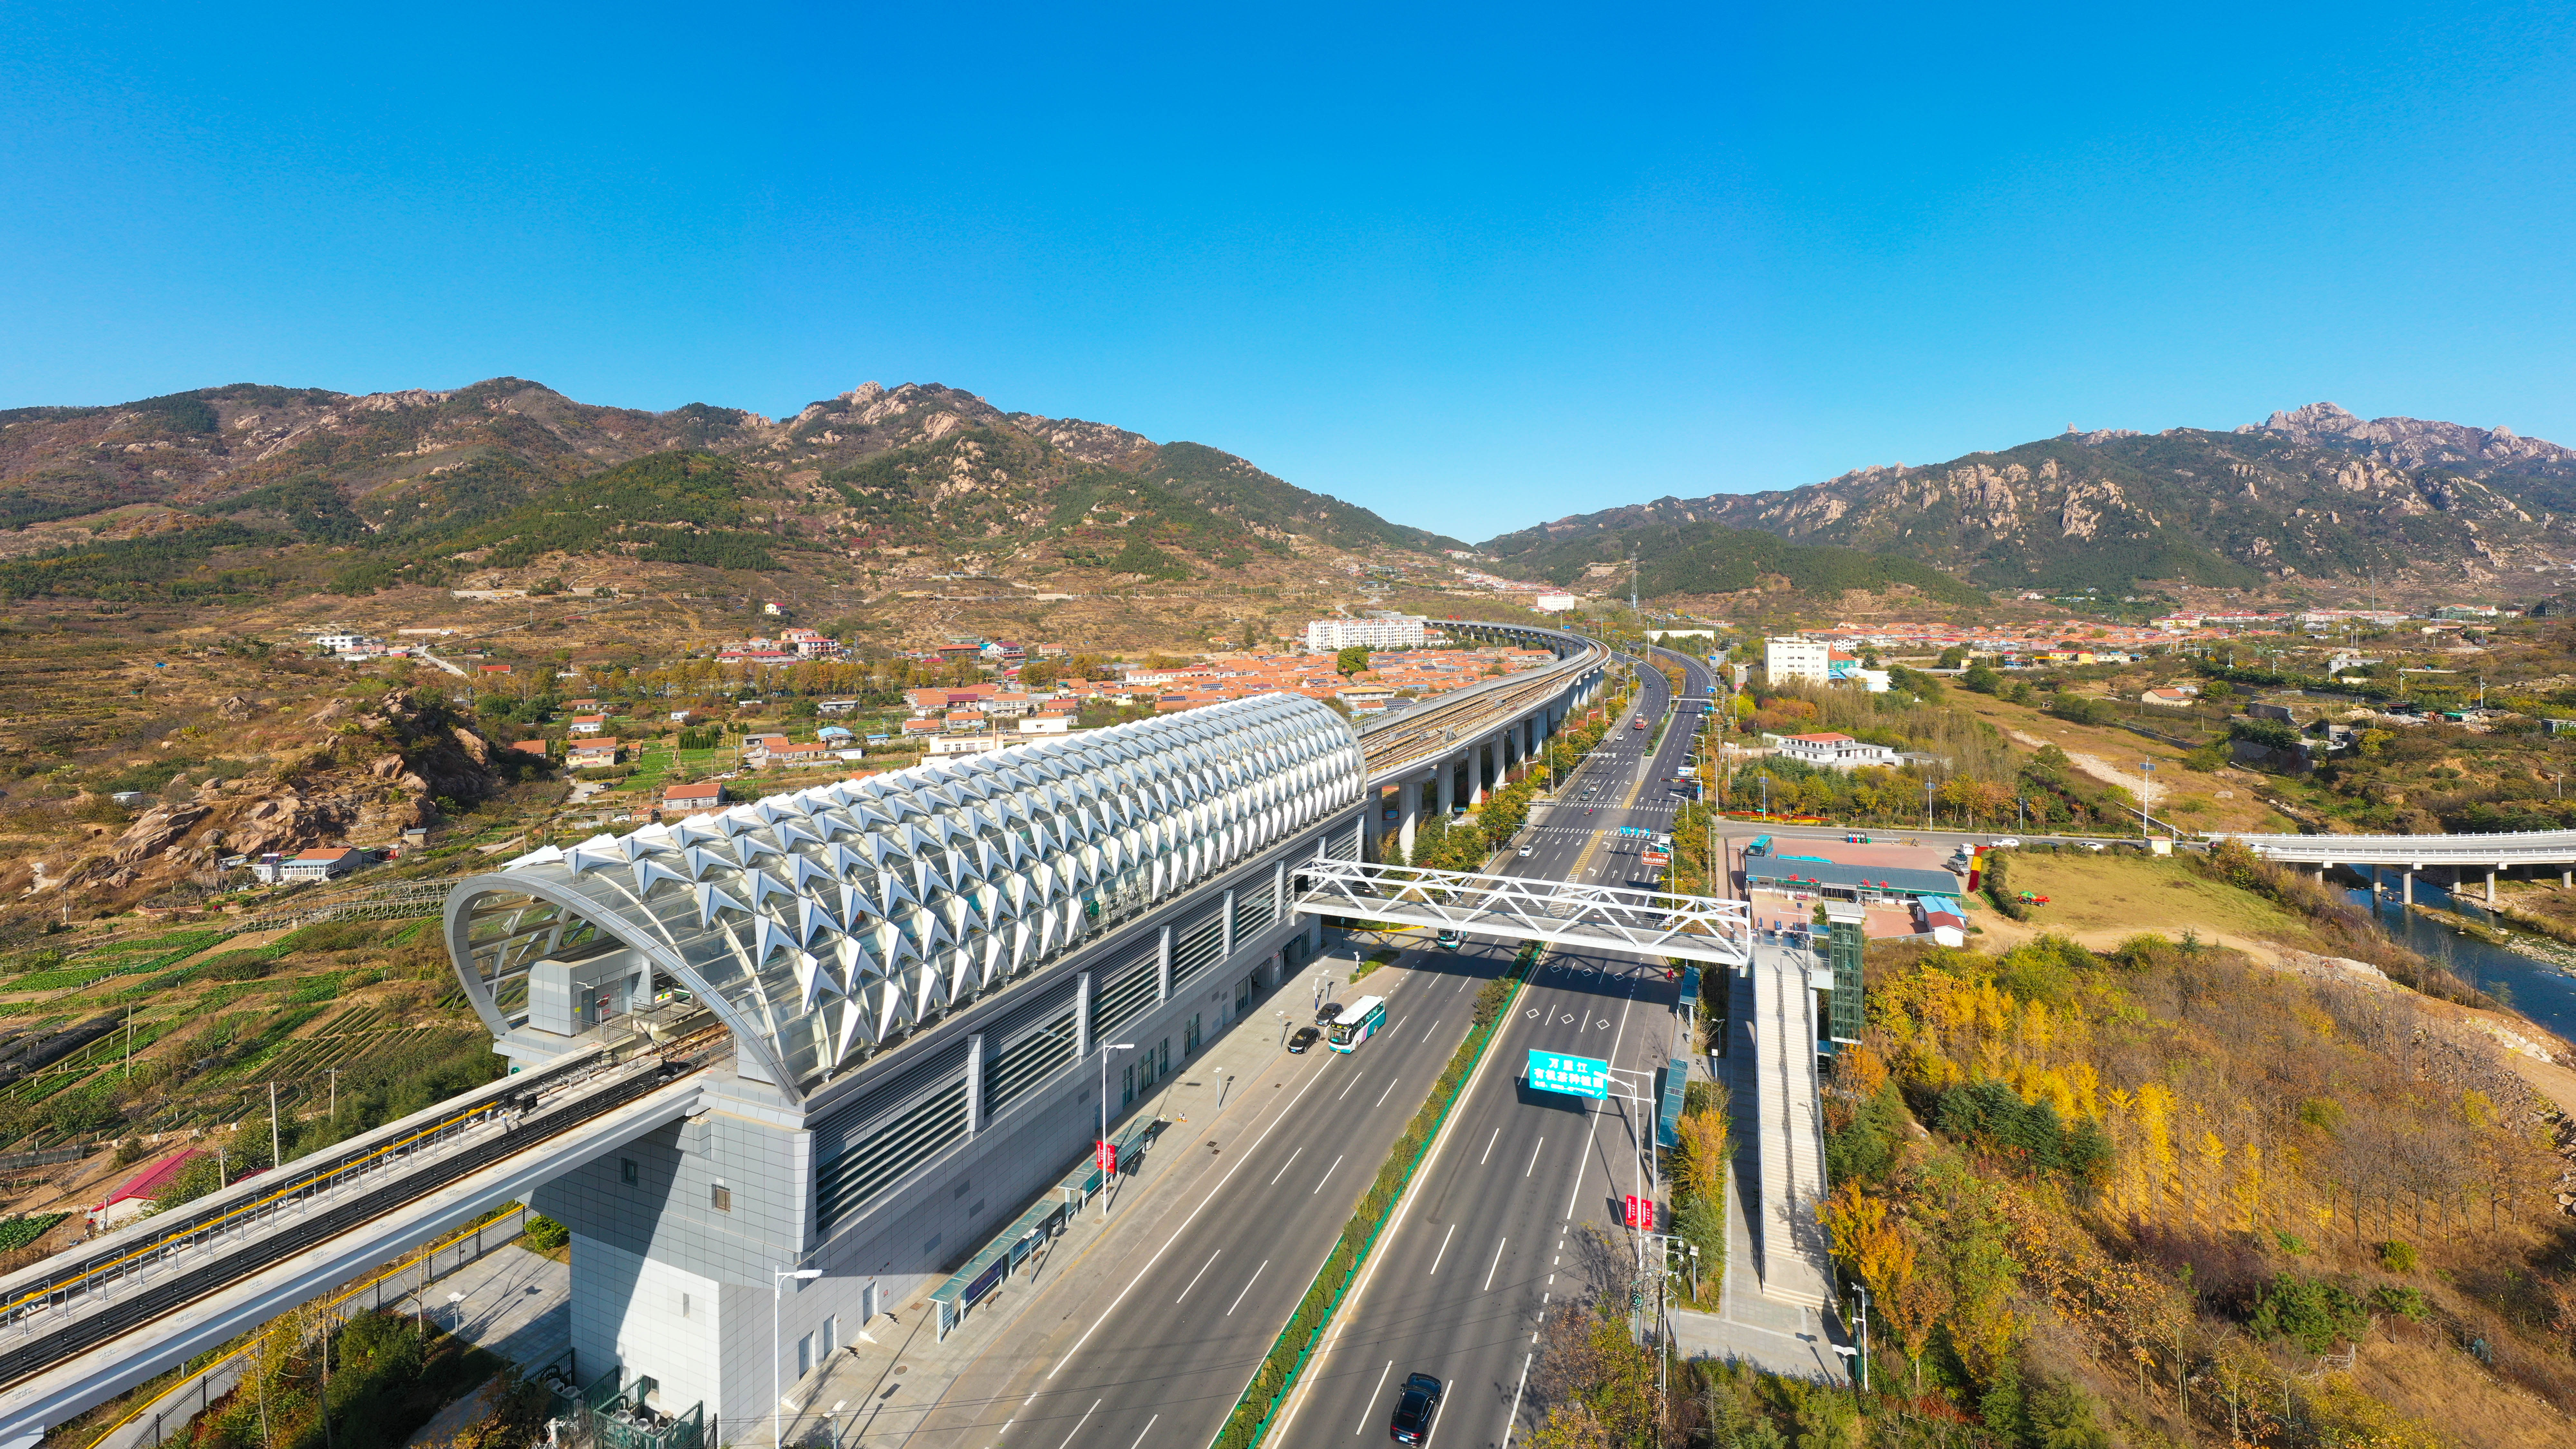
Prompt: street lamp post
<box><xmin>772</xmin><ymin>1265</ymin><xmax>821</xmax><ymax>1449</ymax></box>
<box><xmin>1098</xmin><ymin>1041</ymin><xmax>1135</xmax><ymax>1217</ymax></box>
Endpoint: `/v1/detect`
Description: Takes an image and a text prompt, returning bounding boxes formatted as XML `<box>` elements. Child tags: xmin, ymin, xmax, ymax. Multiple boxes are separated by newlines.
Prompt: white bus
<box><xmin>1327</xmin><ymin>995</ymin><xmax>1388</xmax><ymax>1053</ymax></box>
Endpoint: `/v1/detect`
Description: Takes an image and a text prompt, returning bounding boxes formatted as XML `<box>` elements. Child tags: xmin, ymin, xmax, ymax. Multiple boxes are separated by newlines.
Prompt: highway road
<box><xmin>1263</xmin><ymin>651</ymin><xmax>1714</xmax><ymax>1449</ymax></box>
<box><xmin>888</xmin><ymin>932</ymin><xmax>1511</xmax><ymax>1449</ymax></box>
<box><xmin>889</xmin><ymin>653</ymin><xmax>1695</xmax><ymax>1449</ymax></box>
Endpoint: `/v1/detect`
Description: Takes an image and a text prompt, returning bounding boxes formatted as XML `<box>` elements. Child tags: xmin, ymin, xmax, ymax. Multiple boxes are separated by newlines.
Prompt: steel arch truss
<box><xmin>1291</xmin><ymin>859</ymin><xmax>1751</xmax><ymax>966</ymax></box>
<box><xmin>444</xmin><ymin>694</ymin><xmax>1364</xmax><ymax>1102</ymax></box>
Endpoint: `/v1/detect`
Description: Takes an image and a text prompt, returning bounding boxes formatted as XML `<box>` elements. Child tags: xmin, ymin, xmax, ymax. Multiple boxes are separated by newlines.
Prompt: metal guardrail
<box><xmin>80</xmin><ymin>1206</ymin><xmax>534</xmax><ymax>1449</ymax></box>
<box><xmin>0</xmin><ymin>1025</ymin><xmax>723</xmax><ymax>1391</ymax></box>
<box><xmin>1359</xmin><ymin>623</ymin><xmax>1611</xmax><ymax>785</ymax></box>
<box><xmin>2216</xmin><ymin>828</ymin><xmax>2576</xmax><ymax>866</ymax></box>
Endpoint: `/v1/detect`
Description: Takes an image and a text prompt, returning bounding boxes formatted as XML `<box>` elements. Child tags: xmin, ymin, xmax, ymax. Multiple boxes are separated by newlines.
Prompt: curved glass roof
<box><xmin>444</xmin><ymin>693</ymin><xmax>1362</xmax><ymax>1099</ymax></box>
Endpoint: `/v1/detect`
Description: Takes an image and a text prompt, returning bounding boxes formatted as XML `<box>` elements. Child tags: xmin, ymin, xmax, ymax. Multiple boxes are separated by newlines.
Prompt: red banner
<box><xmin>1096</xmin><ymin>1140</ymin><xmax>1117</xmax><ymax>1173</ymax></box>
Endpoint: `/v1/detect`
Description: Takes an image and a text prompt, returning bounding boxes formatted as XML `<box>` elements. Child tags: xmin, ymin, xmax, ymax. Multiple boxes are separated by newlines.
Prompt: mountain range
<box><xmin>0</xmin><ymin>378</ymin><xmax>1477</xmax><ymax>622</ymax></box>
<box><xmin>1480</xmin><ymin>403</ymin><xmax>2576</xmax><ymax>605</ymax></box>
<box><xmin>6</xmin><ymin>379</ymin><xmax>2573</xmax><ymax>623</ymax></box>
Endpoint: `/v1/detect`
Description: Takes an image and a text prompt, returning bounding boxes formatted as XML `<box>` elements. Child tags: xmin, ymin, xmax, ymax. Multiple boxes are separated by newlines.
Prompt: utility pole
<box><xmin>269</xmin><ymin>1082</ymin><xmax>281</xmax><ymax>1170</ymax></box>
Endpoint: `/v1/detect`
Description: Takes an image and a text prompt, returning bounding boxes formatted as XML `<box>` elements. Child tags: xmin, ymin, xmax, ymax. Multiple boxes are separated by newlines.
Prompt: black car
<box><xmin>1287</xmin><ymin>1026</ymin><xmax>1321</xmax><ymax>1054</ymax></box>
<box><xmin>1390</xmin><ymin>1372</ymin><xmax>1443</xmax><ymax>1443</ymax></box>
<box><xmin>1317</xmin><ymin>1000</ymin><xmax>1345</xmax><ymax>1025</ymax></box>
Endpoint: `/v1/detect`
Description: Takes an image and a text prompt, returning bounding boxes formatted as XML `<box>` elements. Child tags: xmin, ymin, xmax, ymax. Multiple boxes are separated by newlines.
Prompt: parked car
<box><xmin>1287</xmin><ymin>1026</ymin><xmax>1321</xmax><ymax>1054</ymax></box>
<box><xmin>1317</xmin><ymin>1001</ymin><xmax>1344</xmax><ymax>1025</ymax></box>
<box><xmin>1390</xmin><ymin>1373</ymin><xmax>1444</xmax><ymax>1444</ymax></box>
<box><xmin>1992</xmin><ymin>837</ymin><xmax>2022</xmax><ymax>848</ymax></box>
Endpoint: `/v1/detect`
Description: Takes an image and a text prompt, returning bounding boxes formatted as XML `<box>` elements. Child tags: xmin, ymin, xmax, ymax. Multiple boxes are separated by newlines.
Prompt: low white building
<box><xmin>1770</xmin><ymin>732</ymin><xmax>1900</xmax><ymax>770</ymax></box>
<box><xmin>929</xmin><ymin>735</ymin><xmax>1007</xmax><ymax>756</ymax></box>
<box><xmin>252</xmin><ymin>847</ymin><xmax>368</xmax><ymax>884</ymax></box>
<box><xmin>1305</xmin><ymin>615</ymin><xmax>1426</xmax><ymax>651</ymax></box>
<box><xmin>1764</xmin><ymin>637</ymin><xmax>1833</xmax><ymax>686</ymax></box>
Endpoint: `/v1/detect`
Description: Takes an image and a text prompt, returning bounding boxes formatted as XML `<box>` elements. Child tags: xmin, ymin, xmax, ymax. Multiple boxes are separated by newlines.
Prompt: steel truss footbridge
<box><xmin>1293</xmin><ymin>858</ymin><xmax>1752</xmax><ymax>966</ymax></box>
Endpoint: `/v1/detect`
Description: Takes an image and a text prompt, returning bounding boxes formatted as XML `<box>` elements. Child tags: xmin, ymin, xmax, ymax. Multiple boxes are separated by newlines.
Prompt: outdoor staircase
<box><xmin>1749</xmin><ymin>944</ymin><xmax>1832</xmax><ymax>1309</ymax></box>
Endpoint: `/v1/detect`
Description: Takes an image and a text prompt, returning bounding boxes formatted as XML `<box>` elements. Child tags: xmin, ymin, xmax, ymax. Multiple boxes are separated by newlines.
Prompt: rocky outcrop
<box><xmin>2254</xmin><ymin>401</ymin><xmax>2576</xmax><ymax>478</ymax></box>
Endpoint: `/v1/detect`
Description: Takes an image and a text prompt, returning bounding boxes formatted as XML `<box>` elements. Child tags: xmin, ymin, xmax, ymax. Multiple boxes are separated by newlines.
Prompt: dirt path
<box><xmin>1997</xmin><ymin>725</ymin><xmax>2150</xmax><ymax>799</ymax></box>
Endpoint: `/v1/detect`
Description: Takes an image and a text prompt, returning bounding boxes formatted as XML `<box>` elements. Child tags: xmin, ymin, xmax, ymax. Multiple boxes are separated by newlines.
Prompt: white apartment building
<box><xmin>1763</xmin><ymin>636</ymin><xmax>1833</xmax><ymax>685</ymax></box>
<box><xmin>1305</xmin><ymin>615</ymin><xmax>1426</xmax><ymax>651</ymax></box>
<box><xmin>1771</xmin><ymin>732</ymin><xmax>1900</xmax><ymax>770</ymax></box>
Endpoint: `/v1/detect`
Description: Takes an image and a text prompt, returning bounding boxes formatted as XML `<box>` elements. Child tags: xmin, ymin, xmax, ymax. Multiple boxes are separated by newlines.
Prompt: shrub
<box><xmin>522</xmin><ymin>1213</ymin><xmax>570</xmax><ymax>1253</ymax></box>
<box><xmin>2379</xmin><ymin>1239</ymin><xmax>2419</xmax><ymax>1274</ymax></box>
<box><xmin>2248</xmin><ymin>1272</ymin><xmax>2371</xmax><ymax>1353</ymax></box>
<box><xmin>1981</xmin><ymin>848</ymin><xmax>2030</xmax><ymax>922</ymax></box>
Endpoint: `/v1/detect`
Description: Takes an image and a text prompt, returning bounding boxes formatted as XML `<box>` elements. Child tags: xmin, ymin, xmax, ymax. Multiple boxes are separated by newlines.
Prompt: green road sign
<box><xmin>1527</xmin><ymin>1049</ymin><xmax>1610</xmax><ymax>1099</ymax></box>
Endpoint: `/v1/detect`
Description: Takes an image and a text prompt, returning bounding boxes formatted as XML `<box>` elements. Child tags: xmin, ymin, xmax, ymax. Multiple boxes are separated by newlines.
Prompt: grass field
<box><xmin>1947</xmin><ymin>690</ymin><xmax>2300</xmax><ymax>833</ymax></box>
<box><xmin>1978</xmin><ymin>849</ymin><xmax>2318</xmax><ymax>956</ymax></box>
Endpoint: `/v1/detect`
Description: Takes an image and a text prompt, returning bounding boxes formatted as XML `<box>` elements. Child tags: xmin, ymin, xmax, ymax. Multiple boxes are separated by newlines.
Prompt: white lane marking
<box><xmin>1497</xmin><ymin>1321</ymin><xmax>1532</xmax><ymax>1440</ymax></box>
<box><xmin>1224</xmin><ymin>1259</ymin><xmax>1269</xmax><ymax>1316</ymax></box>
<box><xmin>1482</xmin><ymin>1237</ymin><xmax>1507</xmax><ymax>1292</ymax></box>
<box><xmin>1045</xmin><ymin>1050</ymin><xmax>1333</xmax><ymax>1378</ymax></box>
<box><xmin>1269</xmin><ymin>1146</ymin><xmax>1304</xmax><ymax>1186</ymax></box>
<box><xmin>1393</xmin><ymin>1014</ymin><xmax>1408</xmax><ymax>1033</ymax></box>
<box><xmin>1338</xmin><ymin>1072</ymin><xmax>1365</xmax><ymax>1102</ymax></box>
<box><xmin>1356</xmin><ymin>1361</ymin><xmax>1394</xmax><ymax>1435</ymax></box>
<box><xmin>1126</xmin><ymin>1415</ymin><xmax>1157</xmax><ymax>1449</ymax></box>
<box><xmin>1312</xmin><ymin>1154</ymin><xmax>1345</xmax><ymax>1195</ymax></box>
<box><xmin>1428</xmin><ymin>1222</ymin><xmax>1456</xmax><ymax>1275</ymax></box>
<box><xmin>1054</xmin><ymin>1398</ymin><xmax>1101</xmax><ymax>1449</ymax></box>
<box><xmin>1479</xmin><ymin>1128</ymin><xmax>1500</xmax><ymax>1165</ymax></box>
<box><xmin>1523</xmin><ymin>1137</ymin><xmax>1543</xmax><ymax>1178</ymax></box>
<box><xmin>1173</xmin><ymin>1250</ymin><xmax>1221</xmax><ymax>1304</ymax></box>
<box><xmin>1421</xmin><ymin>1019</ymin><xmax>1440</xmax><ymax>1043</ymax></box>
<box><xmin>1374</xmin><ymin>1077</ymin><xmax>1401</xmax><ymax>1109</ymax></box>
<box><xmin>1560</xmin><ymin>986</ymin><xmax>1636</xmax><ymax>1221</ymax></box>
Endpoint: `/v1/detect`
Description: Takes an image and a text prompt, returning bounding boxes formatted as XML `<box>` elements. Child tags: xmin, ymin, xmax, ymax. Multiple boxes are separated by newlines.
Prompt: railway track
<box><xmin>1359</xmin><ymin>622</ymin><xmax>1611</xmax><ymax>783</ymax></box>
<box><xmin>0</xmin><ymin>1025</ymin><xmax>724</xmax><ymax>1391</ymax></box>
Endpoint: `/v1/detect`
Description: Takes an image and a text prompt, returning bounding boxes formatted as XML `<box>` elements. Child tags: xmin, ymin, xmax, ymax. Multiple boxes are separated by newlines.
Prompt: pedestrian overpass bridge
<box><xmin>0</xmin><ymin>624</ymin><xmax>1654</xmax><ymax>1446</ymax></box>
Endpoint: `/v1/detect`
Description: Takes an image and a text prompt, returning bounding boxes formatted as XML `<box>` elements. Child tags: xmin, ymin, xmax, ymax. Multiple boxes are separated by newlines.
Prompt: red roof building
<box><xmin>90</xmin><ymin>1148</ymin><xmax>204</xmax><ymax>1229</ymax></box>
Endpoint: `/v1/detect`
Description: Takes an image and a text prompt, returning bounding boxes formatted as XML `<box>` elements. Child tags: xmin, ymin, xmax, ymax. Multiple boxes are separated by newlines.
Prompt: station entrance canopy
<box><xmin>443</xmin><ymin>694</ymin><xmax>1363</xmax><ymax>1103</ymax></box>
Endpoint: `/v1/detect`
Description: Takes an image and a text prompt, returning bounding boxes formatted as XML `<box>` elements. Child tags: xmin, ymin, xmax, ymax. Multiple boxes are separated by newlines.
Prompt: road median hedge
<box><xmin>1209</xmin><ymin>942</ymin><xmax>1539</xmax><ymax>1449</ymax></box>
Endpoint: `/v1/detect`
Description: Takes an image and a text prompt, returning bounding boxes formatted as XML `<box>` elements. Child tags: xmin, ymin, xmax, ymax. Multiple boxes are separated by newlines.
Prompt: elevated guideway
<box><xmin>2215</xmin><ymin>825</ymin><xmax>2576</xmax><ymax>904</ymax></box>
<box><xmin>2218</xmin><ymin>827</ymin><xmax>2576</xmax><ymax>868</ymax></box>
<box><xmin>0</xmin><ymin>1031</ymin><xmax>724</xmax><ymax>1445</ymax></box>
<box><xmin>1358</xmin><ymin>621</ymin><xmax>1611</xmax><ymax>787</ymax></box>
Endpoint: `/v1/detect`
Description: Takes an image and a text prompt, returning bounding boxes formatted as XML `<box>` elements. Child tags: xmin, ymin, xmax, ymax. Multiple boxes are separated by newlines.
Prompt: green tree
<box><xmin>1336</xmin><ymin>646</ymin><xmax>1372</xmax><ymax>677</ymax></box>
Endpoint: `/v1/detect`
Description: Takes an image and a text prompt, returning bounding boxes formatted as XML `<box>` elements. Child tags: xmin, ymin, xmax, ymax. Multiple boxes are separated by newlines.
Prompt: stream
<box><xmin>2342</xmin><ymin>868</ymin><xmax>2576</xmax><ymax>1044</ymax></box>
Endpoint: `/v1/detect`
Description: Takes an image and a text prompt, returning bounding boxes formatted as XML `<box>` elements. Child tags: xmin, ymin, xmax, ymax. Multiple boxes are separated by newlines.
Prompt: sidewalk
<box><xmin>761</xmin><ymin>932</ymin><xmax>1401</xmax><ymax>1449</ymax></box>
<box><xmin>397</xmin><ymin>1244</ymin><xmax>572</xmax><ymax>1449</ymax></box>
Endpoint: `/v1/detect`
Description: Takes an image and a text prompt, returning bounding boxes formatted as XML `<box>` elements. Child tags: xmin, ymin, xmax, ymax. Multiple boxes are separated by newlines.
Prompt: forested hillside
<box><xmin>1476</xmin><ymin>516</ymin><xmax>1986</xmax><ymax>608</ymax></box>
<box><xmin>1486</xmin><ymin>404</ymin><xmax>2576</xmax><ymax>601</ymax></box>
<box><xmin>0</xmin><ymin>376</ymin><xmax>1460</xmax><ymax>611</ymax></box>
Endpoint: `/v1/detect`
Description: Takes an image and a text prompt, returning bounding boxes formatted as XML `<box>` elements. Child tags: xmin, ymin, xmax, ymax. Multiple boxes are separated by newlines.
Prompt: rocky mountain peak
<box><xmin>2249</xmin><ymin>401</ymin><xmax>2576</xmax><ymax>476</ymax></box>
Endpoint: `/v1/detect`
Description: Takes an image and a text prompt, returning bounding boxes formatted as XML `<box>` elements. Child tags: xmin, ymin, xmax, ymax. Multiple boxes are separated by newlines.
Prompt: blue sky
<box><xmin>5</xmin><ymin>2</ymin><xmax>2573</xmax><ymax>540</ymax></box>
